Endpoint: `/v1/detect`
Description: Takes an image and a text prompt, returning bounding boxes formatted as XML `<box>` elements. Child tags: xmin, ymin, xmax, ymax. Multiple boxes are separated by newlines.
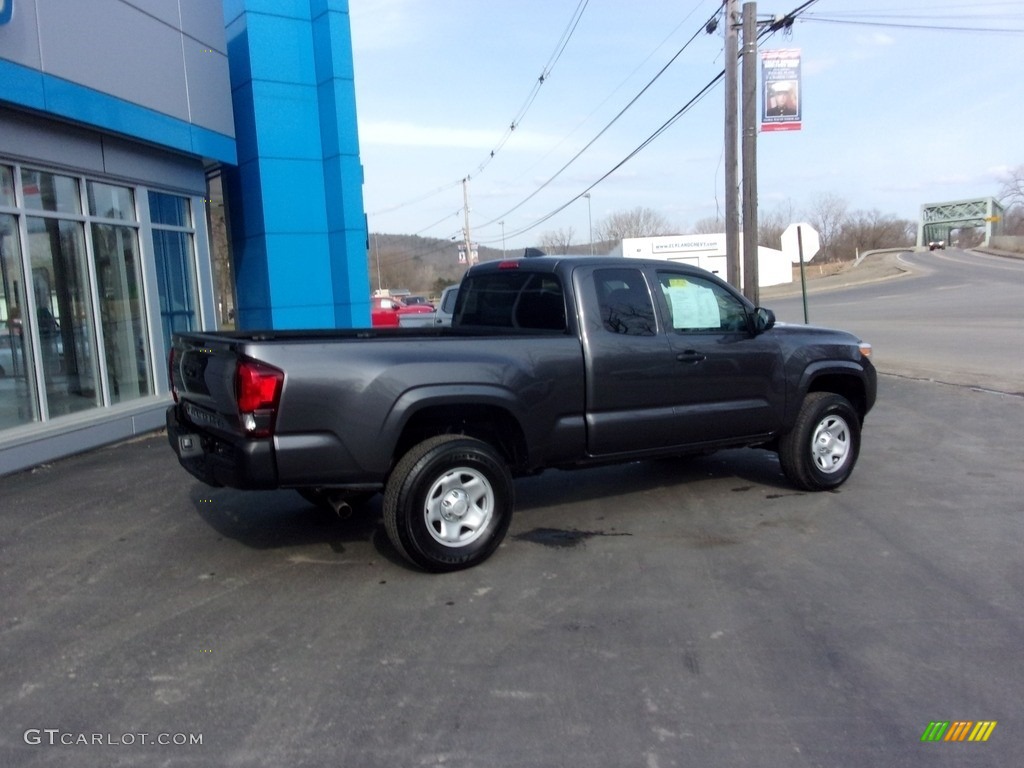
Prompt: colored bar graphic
<box><xmin>945</xmin><ymin>721</ymin><xmax>973</xmax><ymax>741</ymax></box>
<box><xmin>921</xmin><ymin>720</ymin><xmax>996</xmax><ymax>742</ymax></box>
<box><xmin>969</xmin><ymin>721</ymin><xmax>997</xmax><ymax>742</ymax></box>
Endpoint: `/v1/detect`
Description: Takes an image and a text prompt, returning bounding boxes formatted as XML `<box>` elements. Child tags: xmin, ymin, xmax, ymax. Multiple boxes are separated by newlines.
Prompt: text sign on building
<box><xmin>762</xmin><ymin>49</ymin><xmax>802</xmax><ymax>132</ymax></box>
<box><xmin>0</xmin><ymin>0</ymin><xmax>12</xmax><ymax>25</ymax></box>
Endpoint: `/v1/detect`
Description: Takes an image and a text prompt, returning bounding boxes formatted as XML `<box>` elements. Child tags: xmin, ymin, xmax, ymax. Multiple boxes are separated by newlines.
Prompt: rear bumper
<box><xmin>165</xmin><ymin>405</ymin><xmax>278</xmax><ymax>489</ymax></box>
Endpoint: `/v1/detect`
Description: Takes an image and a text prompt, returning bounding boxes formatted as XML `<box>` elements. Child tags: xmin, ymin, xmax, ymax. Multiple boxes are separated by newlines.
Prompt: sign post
<box><xmin>781</xmin><ymin>222</ymin><xmax>820</xmax><ymax>323</ymax></box>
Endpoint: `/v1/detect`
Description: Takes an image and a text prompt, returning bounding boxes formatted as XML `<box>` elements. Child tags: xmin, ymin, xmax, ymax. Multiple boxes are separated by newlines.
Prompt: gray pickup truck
<box><xmin>167</xmin><ymin>256</ymin><xmax>876</xmax><ymax>572</ymax></box>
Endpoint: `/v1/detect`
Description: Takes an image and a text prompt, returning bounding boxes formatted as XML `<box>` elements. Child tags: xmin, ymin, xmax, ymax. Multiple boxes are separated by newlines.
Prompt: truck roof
<box><xmin>467</xmin><ymin>254</ymin><xmax>716</xmax><ymax>277</ymax></box>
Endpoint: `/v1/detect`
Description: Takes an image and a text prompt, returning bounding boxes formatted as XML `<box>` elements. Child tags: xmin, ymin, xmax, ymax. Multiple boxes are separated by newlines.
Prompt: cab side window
<box><xmin>657</xmin><ymin>272</ymin><xmax>748</xmax><ymax>333</ymax></box>
<box><xmin>595</xmin><ymin>268</ymin><xmax>656</xmax><ymax>336</ymax></box>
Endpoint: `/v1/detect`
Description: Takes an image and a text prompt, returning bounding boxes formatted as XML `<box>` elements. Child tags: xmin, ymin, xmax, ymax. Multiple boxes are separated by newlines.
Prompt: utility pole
<box><xmin>374</xmin><ymin>232</ymin><xmax>382</xmax><ymax>293</ymax></box>
<box><xmin>741</xmin><ymin>1</ymin><xmax>759</xmax><ymax>304</ymax></box>
<box><xmin>584</xmin><ymin>193</ymin><xmax>593</xmax><ymax>255</ymax></box>
<box><xmin>723</xmin><ymin>0</ymin><xmax>740</xmax><ymax>291</ymax></box>
<box><xmin>462</xmin><ymin>177</ymin><xmax>476</xmax><ymax>265</ymax></box>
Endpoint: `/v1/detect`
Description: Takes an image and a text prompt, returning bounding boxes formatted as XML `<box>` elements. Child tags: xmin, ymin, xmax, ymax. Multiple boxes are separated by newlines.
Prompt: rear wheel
<box><xmin>779</xmin><ymin>392</ymin><xmax>861</xmax><ymax>491</ymax></box>
<box><xmin>383</xmin><ymin>435</ymin><xmax>514</xmax><ymax>572</ymax></box>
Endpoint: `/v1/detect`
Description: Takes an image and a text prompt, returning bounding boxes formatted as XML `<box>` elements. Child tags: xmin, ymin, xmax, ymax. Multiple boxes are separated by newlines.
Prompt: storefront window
<box><xmin>88</xmin><ymin>182</ymin><xmax>151</xmax><ymax>404</ymax></box>
<box><xmin>92</xmin><ymin>222</ymin><xmax>151</xmax><ymax>403</ymax></box>
<box><xmin>88</xmin><ymin>181</ymin><xmax>135</xmax><ymax>222</ymax></box>
<box><xmin>1</xmin><ymin>160</ymin><xmax>206</xmax><ymax>434</ymax></box>
<box><xmin>1</xmin><ymin>209</ymin><xmax>40</xmax><ymax>429</ymax></box>
<box><xmin>23</xmin><ymin>168</ymin><xmax>82</xmax><ymax>215</ymax></box>
<box><xmin>150</xmin><ymin>191</ymin><xmax>198</xmax><ymax>353</ymax></box>
<box><xmin>1</xmin><ymin>165</ymin><xmax>14</xmax><ymax>206</ymax></box>
<box><xmin>28</xmin><ymin>215</ymin><xmax>101</xmax><ymax>416</ymax></box>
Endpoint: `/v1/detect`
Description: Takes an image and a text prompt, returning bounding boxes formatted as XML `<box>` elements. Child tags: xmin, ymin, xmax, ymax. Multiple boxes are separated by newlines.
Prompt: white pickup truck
<box><xmin>398</xmin><ymin>284</ymin><xmax>459</xmax><ymax>328</ymax></box>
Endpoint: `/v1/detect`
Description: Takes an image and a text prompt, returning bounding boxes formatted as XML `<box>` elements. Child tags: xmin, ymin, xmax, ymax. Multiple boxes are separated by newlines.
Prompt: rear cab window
<box><xmin>454</xmin><ymin>272</ymin><xmax>567</xmax><ymax>331</ymax></box>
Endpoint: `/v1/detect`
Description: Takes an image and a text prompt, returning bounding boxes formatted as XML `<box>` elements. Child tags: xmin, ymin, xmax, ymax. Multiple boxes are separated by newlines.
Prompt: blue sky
<box><xmin>349</xmin><ymin>1</ymin><xmax>1024</xmax><ymax>251</ymax></box>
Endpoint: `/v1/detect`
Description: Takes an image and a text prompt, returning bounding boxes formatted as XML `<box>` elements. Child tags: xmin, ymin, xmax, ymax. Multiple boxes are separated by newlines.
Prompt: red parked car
<box><xmin>370</xmin><ymin>296</ymin><xmax>434</xmax><ymax>327</ymax></box>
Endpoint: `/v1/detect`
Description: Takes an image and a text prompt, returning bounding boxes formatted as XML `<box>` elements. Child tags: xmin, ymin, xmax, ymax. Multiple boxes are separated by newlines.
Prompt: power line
<box><xmin>474</xmin><ymin>6</ymin><xmax>723</xmax><ymax>235</ymax></box>
<box><xmin>509</xmin><ymin>1</ymin><xmax>714</xmax><ymax>187</ymax></box>
<box><xmin>497</xmin><ymin>68</ymin><xmax>726</xmax><ymax>243</ymax></box>
<box><xmin>488</xmin><ymin>9</ymin><xmax>800</xmax><ymax>244</ymax></box>
<box><xmin>369</xmin><ymin>0</ymin><xmax>592</xmax><ymax>231</ymax></box>
<box><xmin>368</xmin><ymin>179</ymin><xmax>462</xmax><ymax>218</ymax></box>
<box><xmin>468</xmin><ymin>0</ymin><xmax>592</xmax><ymax>179</ymax></box>
<box><xmin>799</xmin><ymin>17</ymin><xmax>1024</xmax><ymax>34</ymax></box>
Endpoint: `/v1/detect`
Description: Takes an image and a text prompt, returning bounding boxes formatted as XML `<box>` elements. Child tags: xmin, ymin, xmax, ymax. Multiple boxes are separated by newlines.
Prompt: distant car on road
<box><xmin>402</xmin><ymin>295</ymin><xmax>432</xmax><ymax>308</ymax></box>
<box><xmin>395</xmin><ymin>286</ymin><xmax>458</xmax><ymax>328</ymax></box>
<box><xmin>928</xmin><ymin>240</ymin><xmax>946</xmax><ymax>251</ymax></box>
<box><xmin>433</xmin><ymin>284</ymin><xmax>459</xmax><ymax>327</ymax></box>
<box><xmin>370</xmin><ymin>296</ymin><xmax>434</xmax><ymax>328</ymax></box>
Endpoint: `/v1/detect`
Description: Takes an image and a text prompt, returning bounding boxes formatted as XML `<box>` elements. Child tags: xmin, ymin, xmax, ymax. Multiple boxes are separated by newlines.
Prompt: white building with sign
<box><xmin>612</xmin><ymin>234</ymin><xmax>792</xmax><ymax>288</ymax></box>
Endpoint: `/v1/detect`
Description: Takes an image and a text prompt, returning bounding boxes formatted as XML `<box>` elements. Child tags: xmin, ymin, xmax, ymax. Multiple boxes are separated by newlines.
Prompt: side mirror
<box><xmin>753</xmin><ymin>307</ymin><xmax>775</xmax><ymax>334</ymax></box>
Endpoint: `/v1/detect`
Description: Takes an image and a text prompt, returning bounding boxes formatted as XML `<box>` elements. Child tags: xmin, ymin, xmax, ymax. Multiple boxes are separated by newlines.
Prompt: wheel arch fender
<box><xmin>793</xmin><ymin>361</ymin><xmax>870</xmax><ymax>424</ymax></box>
<box><xmin>381</xmin><ymin>384</ymin><xmax>530</xmax><ymax>471</ymax></box>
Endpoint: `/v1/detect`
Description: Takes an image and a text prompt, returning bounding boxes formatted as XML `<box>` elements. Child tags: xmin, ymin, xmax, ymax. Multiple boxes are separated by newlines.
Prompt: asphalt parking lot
<box><xmin>2</xmin><ymin>373</ymin><xmax>1021</xmax><ymax>767</ymax></box>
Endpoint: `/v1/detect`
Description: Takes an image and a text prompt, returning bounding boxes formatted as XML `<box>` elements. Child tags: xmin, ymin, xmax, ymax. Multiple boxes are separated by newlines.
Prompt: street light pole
<box><xmin>584</xmin><ymin>192</ymin><xmax>593</xmax><ymax>256</ymax></box>
<box><xmin>500</xmin><ymin>220</ymin><xmax>506</xmax><ymax>257</ymax></box>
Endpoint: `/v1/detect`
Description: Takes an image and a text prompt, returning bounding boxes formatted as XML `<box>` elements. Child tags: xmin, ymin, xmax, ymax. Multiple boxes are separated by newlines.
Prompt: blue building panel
<box><xmin>248</xmin><ymin>80</ymin><xmax>324</xmax><ymax>161</ymax></box>
<box><xmin>0</xmin><ymin>59</ymin><xmax>236</xmax><ymax>164</ymax></box>
<box><xmin>257</xmin><ymin>158</ymin><xmax>329</xmax><ymax>234</ymax></box>
<box><xmin>0</xmin><ymin>59</ymin><xmax>46</xmax><ymax>110</ymax></box>
<box><xmin>311</xmin><ymin>8</ymin><xmax>355</xmax><ymax>80</ymax></box>
<box><xmin>265</xmin><ymin>233</ymin><xmax>334</xmax><ymax>303</ymax></box>
<box><xmin>321</xmin><ymin>155</ymin><xmax>363</xmax><ymax>233</ymax></box>
<box><xmin>245</xmin><ymin>14</ymin><xmax>317</xmax><ymax>84</ymax></box>
<box><xmin>317</xmin><ymin>80</ymin><xmax>362</xmax><ymax>159</ymax></box>
<box><xmin>328</xmin><ymin>230</ymin><xmax>372</xmax><ymax>327</ymax></box>
<box><xmin>225</xmin><ymin>0</ymin><xmax>367</xmax><ymax>331</ymax></box>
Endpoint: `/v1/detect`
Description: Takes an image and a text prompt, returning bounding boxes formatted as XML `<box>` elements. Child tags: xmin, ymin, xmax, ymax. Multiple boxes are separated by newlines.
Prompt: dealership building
<box><xmin>0</xmin><ymin>0</ymin><xmax>369</xmax><ymax>474</ymax></box>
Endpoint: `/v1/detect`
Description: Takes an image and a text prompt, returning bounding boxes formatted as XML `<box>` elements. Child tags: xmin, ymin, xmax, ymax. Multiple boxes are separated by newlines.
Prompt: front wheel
<box><xmin>383</xmin><ymin>435</ymin><xmax>514</xmax><ymax>572</ymax></box>
<box><xmin>778</xmin><ymin>392</ymin><xmax>861</xmax><ymax>491</ymax></box>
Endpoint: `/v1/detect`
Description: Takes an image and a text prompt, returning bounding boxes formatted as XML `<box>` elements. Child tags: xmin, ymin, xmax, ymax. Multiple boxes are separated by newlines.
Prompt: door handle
<box><xmin>676</xmin><ymin>350</ymin><xmax>706</xmax><ymax>364</ymax></box>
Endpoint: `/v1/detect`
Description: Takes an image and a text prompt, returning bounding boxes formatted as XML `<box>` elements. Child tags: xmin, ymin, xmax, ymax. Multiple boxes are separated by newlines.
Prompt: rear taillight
<box><xmin>168</xmin><ymin>348</ymin><xmax>179</xmax><ymax>403</ymax></box>
<box><xmin>236</xmin><ymin>359</ymin><xmax>284</xmax><ymax>437</ymax></box>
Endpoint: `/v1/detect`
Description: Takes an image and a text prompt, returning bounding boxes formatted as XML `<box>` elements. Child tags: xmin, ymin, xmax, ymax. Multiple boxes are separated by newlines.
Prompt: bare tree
<box><xmin>540</xmin><ymin>227</ymin><xmax>575</xmax><ymax>255</ymax></box>
<box><xmin>691</xmin><ymin>215</ymin><xmax>724</xmax><ymax>234</ymax></box>
<box><xmin>1002</xmin><ymin>205</ymin><xmax>1024</xmax><ymax>236</ymax></box>
<box><xmin>595</xmin><ymin>207</ymin><xmax>673</xmax><ymax>242</ymax></box>
<box><xmin>997</xmin><ymin>166</ymin><xmax>1024</xmax><ymax>236</ymax></box>
<box><xmin>806</xmin><ymin>193</ymin><xmax>849</xmax><ymax>261</ymax></box>
<box><xmin>838</xmin><ymin>209</ymin><xmax>915</xmax><ymax>254</ymax></box>
<box><xmin>758</xmin><ymin>200</ymin><xmax>795</xmax><ymax>249</ymax></box>
<box><xmin>998</xmin><ymin>164</ymin><xmax>1024</xmax><ymax>208</ymax></box>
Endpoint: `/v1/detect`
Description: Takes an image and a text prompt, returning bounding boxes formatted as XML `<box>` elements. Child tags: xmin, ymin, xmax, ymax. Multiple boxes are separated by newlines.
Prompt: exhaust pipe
<box><xmin>328</xmin><ymin>496</ymin><xmax>352</xmax><ymax>520</ymax></box>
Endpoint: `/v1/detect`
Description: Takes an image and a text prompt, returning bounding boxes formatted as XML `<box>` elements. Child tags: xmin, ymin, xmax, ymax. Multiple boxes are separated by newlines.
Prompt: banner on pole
<box><xmin>761</xmin><ymin>48</ymin><xmax>801</xmax><ymax>132</ymax></box>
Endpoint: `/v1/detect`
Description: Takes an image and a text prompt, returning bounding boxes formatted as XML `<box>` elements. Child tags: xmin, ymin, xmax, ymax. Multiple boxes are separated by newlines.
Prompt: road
<box><xmin>767</xmin><ymin>248</ymin><xmax>1024</xmax><ymax>395</ymax></box>
<box><xmin>2</xmin><ymin>261</ymin><xmax>1023</xmax><ymax>767</ymax></box>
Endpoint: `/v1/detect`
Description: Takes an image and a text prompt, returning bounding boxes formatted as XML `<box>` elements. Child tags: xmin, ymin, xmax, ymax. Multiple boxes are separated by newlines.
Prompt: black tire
<box><xmin>383</xmin><ymin>435</ymin><xmax>514</xmax><ymax>572</ymax></box>
<box><xmin>778</xmin><ymin>392</ymin><xmax>861</xmax><ymax>491</ymax></box>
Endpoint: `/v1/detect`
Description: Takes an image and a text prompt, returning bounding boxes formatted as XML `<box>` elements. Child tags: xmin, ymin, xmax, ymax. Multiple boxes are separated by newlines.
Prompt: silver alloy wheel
<box><xmin>424</xmin><ymin>467</ymin><xmax>494</xmax><ymax>547</ymax></box>
<box><xmin>810</xmin><ymin>413</ymin><xmax>851</xmax><ymax>474</ymax></box>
